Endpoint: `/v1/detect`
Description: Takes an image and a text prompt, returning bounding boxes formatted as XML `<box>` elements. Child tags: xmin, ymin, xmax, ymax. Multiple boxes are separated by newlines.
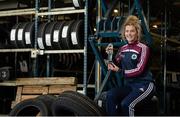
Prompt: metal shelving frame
<box><xmin>0</xmin><ymin>0</ymin><xmax>88</xmax><ymax>94</ymax></box>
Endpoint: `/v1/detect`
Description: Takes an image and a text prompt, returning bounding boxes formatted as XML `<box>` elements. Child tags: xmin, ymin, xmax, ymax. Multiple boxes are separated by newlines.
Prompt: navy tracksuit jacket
<box><xmin>106</xmin><ymin>41</ymin><xmax>155</xmax><ymax>116</ymax></box>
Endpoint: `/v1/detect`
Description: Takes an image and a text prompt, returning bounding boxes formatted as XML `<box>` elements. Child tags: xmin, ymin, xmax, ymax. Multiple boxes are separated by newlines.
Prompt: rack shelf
<box><xmin>37</xmin><ymin>8</ymin><xmax>85</xmax><ymax>16</ymax></box>
<box><xmin>43</xmin><ymin>49</ymin><xmax>84</xmax><ymax>54</ymax></box>
<box><xmin>0</xmin><ymin>48</ymin><xmax>36</xmax><ymax>53</ymax></box>
<box><xmin>0</xmin><ymin>7</ymin><xmax>85</xmax><ymax>17</ymax></box>
<box><xmin>0</xmin><ymin>49</ymin><xmax>84</xmax><ymax>54</ymax></box>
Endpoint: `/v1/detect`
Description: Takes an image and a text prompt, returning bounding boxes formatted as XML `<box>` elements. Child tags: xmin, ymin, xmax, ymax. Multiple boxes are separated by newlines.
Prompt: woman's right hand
<box><xmin>108</xmin><ymin>62</ymin><xmax>120</xmax><ymax>72</ymax></box>
<box><xmin>105</xmin><ymin>45</ymin><xmax>113</xmax><ymax>54</ymax></box>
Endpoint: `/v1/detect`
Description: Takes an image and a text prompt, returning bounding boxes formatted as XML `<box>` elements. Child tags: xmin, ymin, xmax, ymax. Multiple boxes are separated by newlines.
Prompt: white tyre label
<box><xmin>62</xmin><ymin>26</ymin><xmax>68</xmax><ymax>38</ymax></box>
<box><xmin>37</xmin><ymin>37</ymin><xmax>44</xmax><ymax>49</ymax></box>
<box><xmin>73</xmin><ymin>0</ymin><xmax>80</xmax><ymax>7</ymax></box>
<box><xmin>53</xmin><ymin>30</ymin><xmax>59</xmax><ymax>42</ymax></box>
<box><xmin>45</xmin><ymin>34</ymin><xmax>51</xmax><ymax>46</ymax></box>
<box><xmin>71</xmin><ymin>32</ymin><xmax>78</xmax><ymax>45</ymax></box>
<box><xmin>25</xmin><ymin>32</ymin><xmax>31</xmax><ymax>44</ymax></box>
<box><xmin>10</xmin><ymin>29</ymin><xmax>16</xmax><ymax>41</ymax></box>
<box><xmin>18</xmin><ymin>29</ymin><xmax>23</xmax><ymax>41</ymax></box>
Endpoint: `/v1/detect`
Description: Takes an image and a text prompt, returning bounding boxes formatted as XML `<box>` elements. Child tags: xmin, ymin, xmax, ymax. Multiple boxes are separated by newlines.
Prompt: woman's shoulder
<box><xmin>137</xmin><ymin>42</ymin><xmax>149</xmax><ymax>48</ymax></box>
<box><xmin>121</xmin><ymin>44</ymin><xmax>128</xmax><ymax>49</ymax></box>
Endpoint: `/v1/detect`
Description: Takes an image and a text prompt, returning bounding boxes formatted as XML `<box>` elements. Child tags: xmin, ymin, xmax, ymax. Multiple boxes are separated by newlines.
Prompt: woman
<box><xmin>106</xmin><ymin>15</ymin><xmax>155</xmax><ymax>116</ymax></box>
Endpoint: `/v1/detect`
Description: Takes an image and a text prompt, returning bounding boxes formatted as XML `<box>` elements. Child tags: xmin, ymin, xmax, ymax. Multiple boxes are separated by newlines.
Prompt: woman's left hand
<box><xmin>107</xmin><ymin>62</ymin><xmax>120</xmax><ymax>72</ymax></box>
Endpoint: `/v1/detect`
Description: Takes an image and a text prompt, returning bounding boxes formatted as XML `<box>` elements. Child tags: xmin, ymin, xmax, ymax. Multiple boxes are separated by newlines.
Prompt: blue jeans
<box><xmin>106</xmin><ymin>81</ymin><xmax>155</xmax><ymax>116</ymax></box>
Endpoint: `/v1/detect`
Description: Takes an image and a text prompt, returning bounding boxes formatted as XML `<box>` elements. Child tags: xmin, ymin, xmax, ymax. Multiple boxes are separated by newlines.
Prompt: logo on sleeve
<box><xmin>131</xmin><ymin>54</ymin><xmax>137</xmax><ymax>60</ymax></box>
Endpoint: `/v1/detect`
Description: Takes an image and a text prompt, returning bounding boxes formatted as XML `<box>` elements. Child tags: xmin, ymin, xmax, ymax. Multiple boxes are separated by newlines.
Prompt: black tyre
<box><xmin>0</xmin><ymin>26</ymin><xmax>8</xmax><ymax>48</ymax></box>
<box><xmin>70</xmin><ymin>20</ymin><xmax>84</xmax><ymax>49</ymax></box>
<box><xmin>10</xmin><ymin>23</ymin><xmax>21</xmax><ymax>48</ymax></box>
<box><xmin>44</xmin><ymin>22</ymin><xmax>56</xmax><ymax>49</ymax></box>
<box><xmin>37</xmin><ymin>22</ymin><xmax>49</xmax><ymax>49</ymax></box>
<box><xmin>35</xmin><ymin>94</ymin><xmax>57</xmax><ymax>115</ymax></box>
<box><xmin>52</xmin><ymin>21</ymin><xmax>65</xmax><ymax>50</ymax></box>
<box><xmin>59</xmin><ymin>90</ymin><xmax>105</xmax><ymax>115</ymax></box>
<box><xmin>16</xmin><ymin>22</ymin><xmax>28</xmax><ymax>48</ymax></box>
<box><xmin>51</xmin><ymin>96</ymin><xmax>96</xmax><ymax>116</ymax></box>
<box><xmin>24</xmin><ymin>22</ymin><xmax>35</xmax><ymax>48</ymax></box>
<box><xmin>9</xmin><ymin>98</ymin><xmax>50</xmax><ymax>116</ymax></box>
<box><xmin>61</xmin><ymin>20</ymin><xmax>75</xmax><ymax>49</ymax></box>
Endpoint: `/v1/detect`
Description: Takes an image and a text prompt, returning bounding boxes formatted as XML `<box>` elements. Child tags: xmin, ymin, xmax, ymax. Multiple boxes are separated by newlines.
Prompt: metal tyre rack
<box><xmin>0</xmin><ymin>0</ymin><xmax>88</xmax><ymax>94</ymax></box>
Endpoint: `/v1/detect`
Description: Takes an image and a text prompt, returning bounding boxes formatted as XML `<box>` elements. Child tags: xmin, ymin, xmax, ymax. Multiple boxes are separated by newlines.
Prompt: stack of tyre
<box><xmin>9</xmin><ymin>91</ymin><xmax>106</xmax><ymax>116</ymax></box>
<box><xmin>9</xmin><ymin>0</ymin><xmax>84</xmax><ymax>49</ymax></box>
<box><xmin>10</xmin><ymin>20</ymin><xmax>84</xmax><ymax>50</ymax></box>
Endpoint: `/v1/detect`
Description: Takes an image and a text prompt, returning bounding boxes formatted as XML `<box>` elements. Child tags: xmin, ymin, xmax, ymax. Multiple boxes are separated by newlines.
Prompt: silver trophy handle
<box><xmin>106</xmin><ymin>43</ymin><xmax>113</xmax><ymax>62</ymax></box>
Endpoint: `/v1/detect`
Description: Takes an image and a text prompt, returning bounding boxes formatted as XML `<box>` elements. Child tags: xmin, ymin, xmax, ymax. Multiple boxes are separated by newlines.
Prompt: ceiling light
<box><xmin>152</xmin><ymin>25</ymin><xmax>158</xmax><ymax>28</ymax></box>
<box><xmin>93</xmin><ymin>28</ymin><xmax>96</xmax><ymax>32</ymax></box>
<box><xmin>113</xmin><ymin>9</ymin><xmax>118</xmax><ymax>13</ymax></box>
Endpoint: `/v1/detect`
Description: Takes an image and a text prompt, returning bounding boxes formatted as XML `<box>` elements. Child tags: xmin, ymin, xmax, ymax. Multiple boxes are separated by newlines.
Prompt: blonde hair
<box><xmin>121</xmin><ymin>15</ymin><xmax>142</xmax><ymax>41</ymax></box>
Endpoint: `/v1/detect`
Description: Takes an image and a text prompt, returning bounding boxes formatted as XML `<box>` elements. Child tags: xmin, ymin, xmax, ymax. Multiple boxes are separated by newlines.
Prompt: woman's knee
<box><xmin>106</xmin><ymin>88</ymin><xmax>118</xmax><ymax>100</ymax></box>
<box><xmin>120</xmin><ymin>100</ymin><xmax>129</xmax><ymax>109</ymax></box>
